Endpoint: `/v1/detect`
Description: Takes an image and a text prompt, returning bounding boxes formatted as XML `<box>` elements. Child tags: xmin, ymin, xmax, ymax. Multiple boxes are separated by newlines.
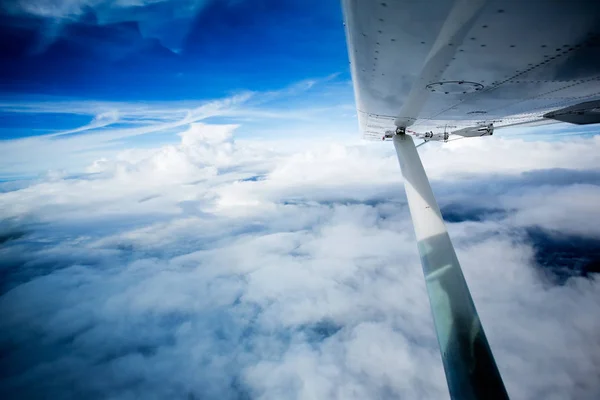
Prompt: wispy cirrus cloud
<box><xmin>0</xmin><ymin>93</ymin><xmax>249</xmax><ymax>178</ymax></box>
<box><xmin>0</xmin><ymin>76</ymin><xmax>355</xmax><ymax>179</ymax></box>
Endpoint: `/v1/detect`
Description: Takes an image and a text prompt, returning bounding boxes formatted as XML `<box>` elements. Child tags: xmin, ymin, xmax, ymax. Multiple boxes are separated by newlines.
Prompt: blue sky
<box><xmin>0</xmin><ymin>0</ymin><xmax>358</xmax><ymax>179</ymax></box>
<box><xmin>1</xmin><ymin>0</ymin><xmax>348</xmax><ymax>100</ymax></box>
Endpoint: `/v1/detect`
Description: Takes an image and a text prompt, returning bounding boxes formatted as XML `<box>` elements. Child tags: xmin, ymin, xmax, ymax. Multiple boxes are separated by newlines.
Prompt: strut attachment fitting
<box><xmin>382</xmin><ymin>127</ymin><xmax>406</xmax><ymax>140</ymax></box>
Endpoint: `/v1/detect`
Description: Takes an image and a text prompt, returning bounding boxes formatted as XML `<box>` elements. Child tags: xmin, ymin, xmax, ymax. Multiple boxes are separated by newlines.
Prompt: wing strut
<box><xmin>393</xmin><ymin>132</ymin><xmax>509</xmax><ymax>400</ymax></box>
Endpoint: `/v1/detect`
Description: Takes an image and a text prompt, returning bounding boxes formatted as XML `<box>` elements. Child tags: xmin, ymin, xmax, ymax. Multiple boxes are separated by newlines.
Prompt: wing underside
<box><xmin>342</xmin><ymin>0</ymin><xmax>600</xmax><ymax>140</ymax></box>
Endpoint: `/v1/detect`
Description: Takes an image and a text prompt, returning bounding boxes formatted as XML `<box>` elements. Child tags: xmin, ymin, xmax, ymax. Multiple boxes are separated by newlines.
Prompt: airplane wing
<box><xmin>343</xmin><ymin>0</ymin><xmax>600</xmax><ymax>141</ymax></box>
<box><xmin>341</xmin><ymin>1</ymin><xmax>600</xmax><ymax>399</ymax></box>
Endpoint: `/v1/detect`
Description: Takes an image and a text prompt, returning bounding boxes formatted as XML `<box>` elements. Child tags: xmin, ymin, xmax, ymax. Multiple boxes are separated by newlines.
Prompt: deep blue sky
<box><xmin>0</xmin><ymin>0</ymin><xmax>358</xmax><ymax>178</ymax></box>
<box><xmin>0</xmin><ymin>0</ymin><xmax>349</xmax><ymax>101</ymax></box>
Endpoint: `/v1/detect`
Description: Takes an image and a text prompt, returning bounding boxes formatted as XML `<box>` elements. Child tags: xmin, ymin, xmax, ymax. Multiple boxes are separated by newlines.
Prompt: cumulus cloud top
<box><xmin>1</xmin><ymin>124</ymin><xmax>600</xmax><ymax>399</ymax></box>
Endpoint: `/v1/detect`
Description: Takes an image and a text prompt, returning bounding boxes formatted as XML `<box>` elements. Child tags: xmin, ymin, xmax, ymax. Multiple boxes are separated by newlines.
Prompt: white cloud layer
<box><xmin>1</xmin><ymin>123</ymin><xmax>600</xmax><ymax>399</ymax></box>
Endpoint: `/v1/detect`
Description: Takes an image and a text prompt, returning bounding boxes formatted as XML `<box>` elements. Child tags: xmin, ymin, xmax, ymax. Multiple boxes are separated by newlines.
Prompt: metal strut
<box><xmin>392</xmin><ymin>132</ymin><xmax>509</xmax><ymax>400</ymax></box>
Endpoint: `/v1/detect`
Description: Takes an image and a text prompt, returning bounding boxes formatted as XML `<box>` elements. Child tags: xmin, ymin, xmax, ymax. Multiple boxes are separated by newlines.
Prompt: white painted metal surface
<box><xmin>393</xmin><ymin>134</ymin><xmax>448</xmax><ymax>242</ymax></box>
<box><xmin>342</xmin><ymin>0</ymin><xmax>600</xmax><ymax>140</ymax></box>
